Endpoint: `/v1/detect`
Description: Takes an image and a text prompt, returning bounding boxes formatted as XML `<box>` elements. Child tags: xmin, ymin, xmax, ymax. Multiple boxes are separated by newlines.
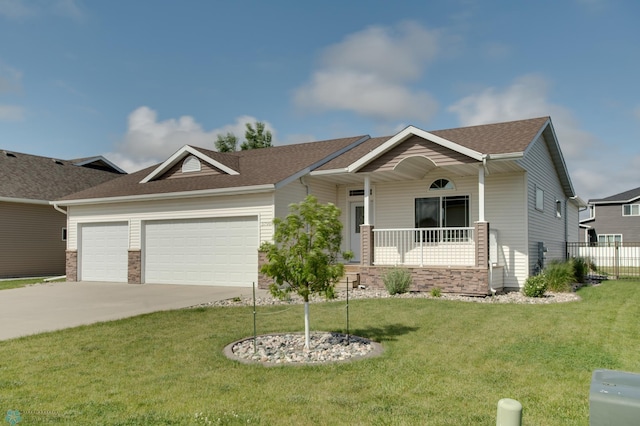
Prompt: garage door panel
<box><xmin>80</xmin><ymin>223</ymin><xmax>128</xmax><ymax>283</ymax></box>
<box><xmin>144</xmin><ymin>217</ymin><xmax>258</xmax><ymax>286</ymax></box>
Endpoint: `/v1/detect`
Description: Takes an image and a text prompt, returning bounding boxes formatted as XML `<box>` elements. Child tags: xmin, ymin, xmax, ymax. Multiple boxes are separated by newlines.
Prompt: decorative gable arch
<box><xmin>392</xmin><ymin>155</ymin><xmax>438</xmax><ymax>179</ymax></box>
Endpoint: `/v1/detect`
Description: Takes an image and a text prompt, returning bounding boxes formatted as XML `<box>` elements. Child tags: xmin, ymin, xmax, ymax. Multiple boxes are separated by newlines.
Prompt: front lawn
<box><xmin>0</xmin><ymin>281</ymin><xmax>638</xmax><ymax>425</ymax></box>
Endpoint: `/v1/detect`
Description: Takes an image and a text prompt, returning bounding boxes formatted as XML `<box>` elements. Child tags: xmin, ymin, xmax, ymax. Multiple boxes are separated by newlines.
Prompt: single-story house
<box><xmin>0</xmin><ymin>150</ymin><xmax>125</xmax><ymax>278</ymax></box>
<box><xmin>579</xmin><ymin>186</ymin><xmax>640</xmax><ymax>243</ymax></box>
<box><xmin>54</xmin><ymin>116</ymin><xmax>582</xmax><ymax>294</ymax></box>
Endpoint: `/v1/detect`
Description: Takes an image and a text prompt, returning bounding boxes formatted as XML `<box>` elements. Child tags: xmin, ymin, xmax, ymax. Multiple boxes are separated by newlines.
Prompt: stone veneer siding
<box><xmin>128</xmin><ymin>250</ymin><xmax>142</xmax><ymax>284</ymax></box>
<box><xmin>358</xmin><ymin>266</ymin><xmax>490</xmax><ymax>295</ymax></box>
<box><xmin>257</xmin><ymin>250</ymin><xmax>270</xmax><ymax>290</ymax></box>
<box><xmin>66</xmin><ymin>250</ymin><xmax>77</xmax><ymax>282</ymax></box>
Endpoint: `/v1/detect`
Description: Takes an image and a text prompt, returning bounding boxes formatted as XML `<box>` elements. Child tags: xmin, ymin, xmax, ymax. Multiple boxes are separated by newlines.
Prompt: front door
<box><xmin>350</xmin><ymin>202</ymin><xmax>364</xmax><ymax>262</ymax></box>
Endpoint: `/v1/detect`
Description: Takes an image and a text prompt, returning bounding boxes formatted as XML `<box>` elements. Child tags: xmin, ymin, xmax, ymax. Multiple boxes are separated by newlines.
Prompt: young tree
<box><xmin>215</xmin><ymin>132</ymin><xmax>238</xmax><ymax>152</ymax></box>
<box><xmin>260</xmin><ymin>195</ymin><xmax>352</xmax><ymax>348</ymax></box>
<box><xmin>241</xmin><ymin>121</ymin><xmax>272</xmax><ymax>150</ymax></box>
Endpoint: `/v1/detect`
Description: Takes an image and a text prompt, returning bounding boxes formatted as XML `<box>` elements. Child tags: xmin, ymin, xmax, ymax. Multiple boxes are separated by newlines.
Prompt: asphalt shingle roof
<box><xmin>590</xmin><ymin>186</ymin><xmax>640</xmax><ymax>203</ymax></box>
<box><xmin>55</xmin><ymin>116</ymin><xmax>553</xmax><ymax>203</ymax></box>
<box><xmin>0</xmin><ymin>150</ymin><xmax>124</xmax><ymax>201</ymax></box>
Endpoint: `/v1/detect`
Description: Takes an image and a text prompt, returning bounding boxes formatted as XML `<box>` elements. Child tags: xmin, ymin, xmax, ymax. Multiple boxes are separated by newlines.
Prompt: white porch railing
<box><xmin>373</xmin><ymin>227</ymin><xmax>475</xmax><ymax>267</ymax></box>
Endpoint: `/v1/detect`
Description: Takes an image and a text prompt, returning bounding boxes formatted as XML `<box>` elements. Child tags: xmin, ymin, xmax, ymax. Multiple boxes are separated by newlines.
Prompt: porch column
<box><xmin>360</xmin><ymin>225</ymin><xmax>374</xmax><ymax>266</ymax></box>
<box><xmin>364</xmin><ymin>175</ymin><xmax>371</xmax><ymax>225</ymax></box>
<box><xmin>478</xmin><ymin>163</ymin><xmax>485</xmax><ymax>222</ymax></box>
<box><xmin>475</xmin><ymin>222</ymin><xmax>489</xmax><ymax>269</ymax></box>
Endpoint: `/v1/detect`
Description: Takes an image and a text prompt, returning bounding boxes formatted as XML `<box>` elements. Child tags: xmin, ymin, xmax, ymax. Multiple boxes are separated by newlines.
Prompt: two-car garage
<box><xmin>78</xmin><ymin>216</ymin><xmax>259</xmax><ymax>287</ymax></box>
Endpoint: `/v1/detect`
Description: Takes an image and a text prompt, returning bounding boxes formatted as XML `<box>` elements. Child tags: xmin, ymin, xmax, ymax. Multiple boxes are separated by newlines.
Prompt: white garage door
<box><xmin>144</xmin><ymin>217</ymin><xmax>258</xmax><ymax>286</ymax></box>
<box><xmin>80</xmin><ymin>222</ymin><xmax>128</xmax><ymax>282</ymax></box>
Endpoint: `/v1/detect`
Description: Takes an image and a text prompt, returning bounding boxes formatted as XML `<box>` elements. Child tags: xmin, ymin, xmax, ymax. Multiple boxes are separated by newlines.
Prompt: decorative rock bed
<box><xmin>224</xmin><ymin>332</ymin><xmax>383</xmax><ymax>365</ymax></box>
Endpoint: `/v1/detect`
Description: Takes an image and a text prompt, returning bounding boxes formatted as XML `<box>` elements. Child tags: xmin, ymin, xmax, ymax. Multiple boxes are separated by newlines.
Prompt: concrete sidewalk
<box><xmin>0</xmin><ymin>281</ymin><xmax>267</xmax><ymax>341</ymax></box>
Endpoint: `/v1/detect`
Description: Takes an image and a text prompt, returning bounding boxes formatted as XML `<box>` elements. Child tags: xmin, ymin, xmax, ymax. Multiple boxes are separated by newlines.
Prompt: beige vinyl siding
<box><xmin>309</xmin><ymin>180</ymin><xmax>338</xmax><ymax>205</ymax></box>
<box><xmin>484</xmin><ymin>173</ymin><xmax>528</xmax><ymax>289</ymax></box>
<box><xmin>67</xmin><ymin>192</ymin><xmax>274</xmax><ymax>250</ymax></box>
<box><xmin>160</xmin><ymin>159</ymin><xmax>225</xmax><ymax>179</ymax></box>
<box><xmin>519</xmin><ymin>134</ymin><xmax>568</xmax><ymax>273</ymax></box>
<box><xmin>274</xmin><ymin>180</ymin><xmax>307</xmax><ymax>219</ymax></box>
<box><xmin>360</xmin><ymin>135</ymin><xmax>476</xmax><ymax>173</ymax></box>
<box><xmin>0</xmin><ymin>201</ymin><xmax>66</xmax><ymax>278</ymax></box>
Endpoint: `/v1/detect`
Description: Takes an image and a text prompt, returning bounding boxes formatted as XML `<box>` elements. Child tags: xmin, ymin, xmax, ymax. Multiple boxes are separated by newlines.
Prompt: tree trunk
<box><xmin>304</xmin><ymin>301</ymin><xmax>310</xmax><ymax>349</ymax></box>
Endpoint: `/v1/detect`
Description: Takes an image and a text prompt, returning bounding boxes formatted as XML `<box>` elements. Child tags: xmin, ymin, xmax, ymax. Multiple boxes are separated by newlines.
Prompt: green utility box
<box><xmin>590</xmin><ymin>369</ymin><xmax>640</xmax><ymax>425</ymax></box>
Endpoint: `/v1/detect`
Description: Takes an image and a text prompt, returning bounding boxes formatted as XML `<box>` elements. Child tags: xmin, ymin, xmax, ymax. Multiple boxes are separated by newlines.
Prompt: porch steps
<box><xmin>337</xmin><ymin>265</ymin><xmax>360</xmax><ymax>289</ymax></box>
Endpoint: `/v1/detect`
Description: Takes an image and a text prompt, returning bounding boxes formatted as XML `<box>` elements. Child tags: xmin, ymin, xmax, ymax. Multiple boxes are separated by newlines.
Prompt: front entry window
<box><xmin>354</xmin><ymin>205</ymin><xmax>365</xmax><ymax>234</ymax></box>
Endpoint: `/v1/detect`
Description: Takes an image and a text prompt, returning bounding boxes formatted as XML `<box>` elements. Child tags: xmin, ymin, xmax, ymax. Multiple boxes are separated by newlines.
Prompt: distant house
<box><xmin>0</xmin><ymin>150</ymin><xmax>125</xmax><ymax>278</ymax></box>
<box><xmin>54</xmin><ymin>117</ymin><xmax>582</xmax><ymax>294</ymax></box>
<box><xmin>580</xmin><ymin>186</ymin><xmax>640</xmax><ymax>243</ymax></box>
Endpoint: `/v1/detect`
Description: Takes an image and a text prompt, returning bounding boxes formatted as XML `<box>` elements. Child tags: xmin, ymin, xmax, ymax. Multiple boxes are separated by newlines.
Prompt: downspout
<box><xmin>299</xmin><ymin>176</ymin><xmax>310</xmax><ymax>196</ymax></box>
<box><xmin>52</xmin><ymin>203</ymin><xmax>68</xmax><ymax>280</ymax></box>
<box><xmin>481</xmin><ymin>155</ymin><xmax>496</xmax><ymax>295</ymax></box>
<box><xmin>53</xmin><ymin>203</ymin><xmax>67</xmax><ymax>215</ymax></box>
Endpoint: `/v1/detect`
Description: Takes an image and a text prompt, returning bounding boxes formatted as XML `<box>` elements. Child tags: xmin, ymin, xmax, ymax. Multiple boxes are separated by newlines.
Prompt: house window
<box><xmin>182</xmin><ymin>155</ymin><xmax>201</xmax><ymax>173</ymax></box>
<box><xmin>556</xmin><ymin>200</ymin><xmax>562</xmax><ymax>218</ymax></box>
<box><xmin>430</xmin><ymin>178</ymin><xmax>454</xmax><ymax>190</ymax></box>
<box><xmin>623</xmin><ymin>204</ymin><xmax>640</xmax><ymax>216</ymax></box>
<box><xmin>415</xmin><ymin>195</ymin><xmax>469</xmax><ymax>241</ymax></box>
<box><xmin>598</xmin><ymin>234</ymin><xmax>622</xmax><ymax>245</ymax></box>
<box><xmin>62</xmin><ymin>228</ymin><xmax>67</xmax><ymax>241</ymax></box>
<box><xmin>536</xmin><ymin>187</ymin><xmax>544</xmax><ymax>211</ymax></box>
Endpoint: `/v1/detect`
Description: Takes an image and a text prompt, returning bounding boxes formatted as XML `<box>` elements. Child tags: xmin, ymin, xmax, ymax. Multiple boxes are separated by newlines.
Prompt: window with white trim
<box><xmin>556</xmin><ymin>200</ymin><xmax>562</xmax><ymax>218</ymax></box>
<box><xmin>598</xmin><ymin>234</ymin><xmax>622</xmax><ymax>245</ymax></box>
<box><xmin>415</xmin><ymin>195</ymin><xmax>470</xmax><ymax>242</ymax></box>
<box><xmin>535</xmin><ymin>187</ymin><xmax>544</xmax><ymax>211</ymax></box>
<box><xmin>62</xmin><ymin>228</ymin><xmax>67</xmax><ymax>241</ymax></box>
<box><xmin>430</xmin><ymin>178</ymin><xmax>454</xmax><ymax>190</ymax></box>
<box><xmin>623</xmin><ymin>204</ymin><xmax>640</xmax><ymax>216</ymax></box>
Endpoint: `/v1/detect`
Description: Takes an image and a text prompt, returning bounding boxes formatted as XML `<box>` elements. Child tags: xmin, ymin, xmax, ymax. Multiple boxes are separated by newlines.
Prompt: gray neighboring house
<box><xmin>0</xmin><ymin>150</ymin><xmax>125</xmax><ymax>278</ymax></box>
<box><xmin>580</xmin><ymin>186</ymin><xmax>640</xmax><ymax>243</ymax></box>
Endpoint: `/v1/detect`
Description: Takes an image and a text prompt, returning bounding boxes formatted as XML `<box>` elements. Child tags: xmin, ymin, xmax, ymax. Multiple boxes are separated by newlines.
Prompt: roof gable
<box><xmin>347</xmin><ymin>126</ymin><xmax>484</xmax><ymax>173</ymax></box>
<box><xmin>72</xmin><ymin>156</ymin><xmax>127</xmax><ymax>174</ymax></box>
<box><xmin>141</xmin><ymin>146</ymin><xmax>240</xmax><ymax>183</ymax></box>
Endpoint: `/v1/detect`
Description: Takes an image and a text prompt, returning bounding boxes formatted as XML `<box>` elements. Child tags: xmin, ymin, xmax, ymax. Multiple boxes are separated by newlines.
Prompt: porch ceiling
<box><xmin>309</xmin><ymin>159</ymin><xmax>523</xmax><ymax>185</ymax></box>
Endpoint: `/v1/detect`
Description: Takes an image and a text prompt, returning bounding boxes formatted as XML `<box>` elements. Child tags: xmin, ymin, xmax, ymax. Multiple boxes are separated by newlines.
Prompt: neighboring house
<box><xmin>580</xmin><ymin>186</ymin><xmax>640</xmax><ymax>243</ymax></box>
<box><xmin>54</xmin><ymin>116</ymin><xmax>582</xmax><ymax>294</ymax></box>
<box><xmin>0</xmin><ymin>150</ymin><xmax>125</xmax><ymax>278</ymax></box>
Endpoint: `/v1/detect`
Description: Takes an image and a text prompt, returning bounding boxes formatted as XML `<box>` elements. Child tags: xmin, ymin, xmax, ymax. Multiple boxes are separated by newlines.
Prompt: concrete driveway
<box><xmin>0</xmin><ymin>281</ymin><xmax>267</xmax><ymax>341</ymax></box>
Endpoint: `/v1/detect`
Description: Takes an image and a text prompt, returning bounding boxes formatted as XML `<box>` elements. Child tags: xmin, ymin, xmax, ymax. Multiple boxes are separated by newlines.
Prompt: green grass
<box><xmin>0</xmin><ymin>277</ymin><xmax>63</xmax><ymax>291</ymax></box>
<box><xmin>1</xmin><ymin>281</ymin><xmax>639</xmax><ymax>425</ymax></box>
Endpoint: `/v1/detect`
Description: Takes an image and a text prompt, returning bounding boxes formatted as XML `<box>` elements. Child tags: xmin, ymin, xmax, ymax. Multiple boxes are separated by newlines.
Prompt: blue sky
<box><xmin>1</xmin><ymin>0</ymin><xmax>639</xmax><ymax>200</ymax></box>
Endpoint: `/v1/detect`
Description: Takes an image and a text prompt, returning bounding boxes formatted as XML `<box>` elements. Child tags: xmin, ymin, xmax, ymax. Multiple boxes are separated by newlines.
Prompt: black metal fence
<box><xmin>566</xmin><ymin>242</ymin><xmax>640</xmax><ymax>280</ymax></box>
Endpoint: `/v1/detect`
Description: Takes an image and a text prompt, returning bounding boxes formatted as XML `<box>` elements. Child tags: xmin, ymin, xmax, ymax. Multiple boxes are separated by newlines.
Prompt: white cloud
<box><xmin>293</xmin><ymin>22</ymin><xmax>439</xmax><ymax>122</ymax></box>
<box><xmin>447</xmin><ymin>75</ymin><xmax>637</xmax><ymax>199</ymax></box>
<box><xmin>449</xmin><ymin>74</ymin><xmax>597</xmax><ymax>159</ymax></box>
<box><xmin>0</xmin><ymin>104</ymin><xmax>24</xmax><ymax>121</ymax></box>
<box><xmin>108</xmin><ymin>106</ymin><xmax>276</xmax><ymax>172</ymax></box>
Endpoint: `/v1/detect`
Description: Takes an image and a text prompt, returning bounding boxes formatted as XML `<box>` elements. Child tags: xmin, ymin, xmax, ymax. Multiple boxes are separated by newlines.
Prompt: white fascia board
<box><xmin>140</xmin><ymin>145</ymin><xmax>239</xmax><ymax>183</ymax></box>
<box><xmin>347</xmin><ymin>126</ymin><xmax>483</xmax><ymax>173</ymax></box>
<box><xmin>275</xmin><ymin>168</ymin><xmax>311</xmax><ymax>190</ymax></box>
<box><xmin>54</xmin><ymin>184</ymin><xmax>275</xmax><ymax>206</ymax></box>
<box><xmin>73</xmin><ymin>156</ymin><xmax>127</xmax><ymax>174</ymax></box>
<box><xmin>0</xmin><ymin>196</ymin><xmax>49</xmax><ymax>205</ymax></box>
<box><xmin>486</xmin><ymin>152</ymin><xmax>524</xmax><ymax>161</ymax></box>
<box><xmin>309</xmin><ymin>168</ymin><xmax>349</xmax><ymax>176</ymax></box>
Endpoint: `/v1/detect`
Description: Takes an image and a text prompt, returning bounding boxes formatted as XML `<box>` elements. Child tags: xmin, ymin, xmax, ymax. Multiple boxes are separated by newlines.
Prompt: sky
<box><xmin>1</xmin><ymin>0</ymin><xmax>639</xmax><ymax>201</ymax></box>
